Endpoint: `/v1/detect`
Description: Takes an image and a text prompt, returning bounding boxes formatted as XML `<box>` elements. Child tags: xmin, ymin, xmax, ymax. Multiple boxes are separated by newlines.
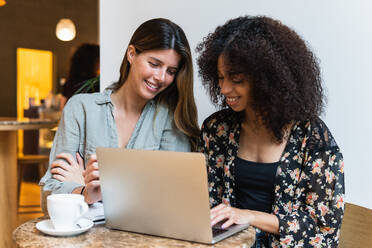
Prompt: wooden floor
<box><xmin>17</xmin><ymin>182</ymin><xmax>44</xmax><ymax>226</ymax></box>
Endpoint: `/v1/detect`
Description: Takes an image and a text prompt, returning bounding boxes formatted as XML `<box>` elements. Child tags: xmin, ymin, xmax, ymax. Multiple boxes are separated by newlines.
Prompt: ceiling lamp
<box><xmin>56</xmin><ymin>18</ymin><xmax>76</xmax><ymax>41</ymax></box>
<box><xmin>0</xmin><ymin>0</ymin><xmax>6</xmax><ymax>7</ymax></box>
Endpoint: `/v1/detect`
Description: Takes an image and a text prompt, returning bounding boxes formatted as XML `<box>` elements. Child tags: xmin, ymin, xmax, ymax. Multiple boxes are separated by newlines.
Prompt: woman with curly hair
<box><xmin>197</xmin><ymin>16</ymin><xmax>344</xmax><ymax>247</ymax></box>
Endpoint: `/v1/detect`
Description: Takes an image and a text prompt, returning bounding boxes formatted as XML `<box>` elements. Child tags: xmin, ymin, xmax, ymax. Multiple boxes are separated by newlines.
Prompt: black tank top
<box><xmin>235</xmin><ymin>157</ymin><xmax>278</xmax><ymax>213</ymax></box>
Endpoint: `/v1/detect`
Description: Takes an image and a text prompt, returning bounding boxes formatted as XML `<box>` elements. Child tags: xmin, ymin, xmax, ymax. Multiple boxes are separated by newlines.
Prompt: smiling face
<box><xmin>217</xmin><ymin>55</ymin><xmax>252</xmax><ymax>113</ymax></box>
<box><xmin>126</xmin><ymin>46</ymin><xmax>181</xmax><ymax>101</ymax></box>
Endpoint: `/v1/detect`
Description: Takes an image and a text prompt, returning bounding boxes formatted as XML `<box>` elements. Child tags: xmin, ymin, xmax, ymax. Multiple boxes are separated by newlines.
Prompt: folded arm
<box><xmin>39</xmin><ymin>96</ymin><xmax>85</xmax><ymax>194</ymax></box>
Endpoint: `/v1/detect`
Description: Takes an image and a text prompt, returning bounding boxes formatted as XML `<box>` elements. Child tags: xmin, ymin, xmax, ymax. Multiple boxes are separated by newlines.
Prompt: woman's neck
<box><xmin>241</xmin><ymin>120</ymin><xmax>272</xmax><ymax>145</ymax></box>
<box><xmin>242</xmin><ymin>108</ymin><xmax>277</xmax><ymax>145</ymax></box>
<box><xmin>241</xmin><ymin>109</ymin><xmax>292</xmax><ymax>146</ymax></box>
<box><xmin>111</xmin><ymin>80</ymin><xmax>147</xmax><ymax>114</ymax></box>
<box><xmin>239</xmin><ymin>110</ymin><xmax>290</xmax><ymax>163</ymax></box>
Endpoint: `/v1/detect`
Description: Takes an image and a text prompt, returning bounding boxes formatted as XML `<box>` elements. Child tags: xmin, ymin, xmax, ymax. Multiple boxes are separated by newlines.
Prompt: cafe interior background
<box><xmin>0</xmin><ymin>0</ymin><xmax>98</xmax><ymax>224</ymax></box>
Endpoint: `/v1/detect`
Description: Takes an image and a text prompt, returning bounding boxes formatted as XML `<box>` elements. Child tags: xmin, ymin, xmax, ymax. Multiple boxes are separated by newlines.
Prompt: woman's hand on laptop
<box><xmin>51</xmin><ymin>152</ymin><xmax>85</xmax><ymax>185</ymax></box>
<box><xmin>82</xmin><ymin>154</ymin><xmax>102</xmax><ymax>204</ymax></box>
<box><xmin>210</xmin><ymin>204</ymin><xmax>255</xmax><ymax>229</ymax></box>
<box><xmin>210</xmin><ymin>204</ymin><xmax>280</xmax><ymax>234</ymax></box>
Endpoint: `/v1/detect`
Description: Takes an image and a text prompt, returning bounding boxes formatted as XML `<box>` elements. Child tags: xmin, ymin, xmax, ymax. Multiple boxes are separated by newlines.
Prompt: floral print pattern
<box><xmin>199</xmin><ymin>109</ymin><xmax>345</xmax><ymax>247</ymax></box>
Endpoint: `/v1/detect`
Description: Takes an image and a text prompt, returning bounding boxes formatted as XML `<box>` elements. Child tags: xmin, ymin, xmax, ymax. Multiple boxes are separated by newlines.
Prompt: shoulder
<box><xmin>65</xmin><ymin>92</ymin><xmax>104</xmax><ymax>111</ymax></box>
<box><xmin>297</xmin><ymin>117</ymin><xmax>340</xmax><ymax>152</ymax></box>
<box><xmin>201</xmin><ymin>108</ymin><xmax>238</xmax><ymax>132</ymax></box>
<box><xmin>62</xmin><ymin>92</ymin><xmax>104</xmax><ymax>121</ymax></box>
<box><xmin>155</xmin><ymin>101</ymin><xmax>170</xmax><ymax>116</ymax></box>
<box><xmin>67</xmin><ymin>92</ymin><xmax>102</xmax><ymax>105</ymax></box>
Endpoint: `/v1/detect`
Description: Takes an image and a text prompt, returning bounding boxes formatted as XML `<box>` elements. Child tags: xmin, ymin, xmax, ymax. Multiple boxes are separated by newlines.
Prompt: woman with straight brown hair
<box><xmin>40</xmin><ymin>18</ymin><xmax>200</xmax><ymax>204</ymax></box>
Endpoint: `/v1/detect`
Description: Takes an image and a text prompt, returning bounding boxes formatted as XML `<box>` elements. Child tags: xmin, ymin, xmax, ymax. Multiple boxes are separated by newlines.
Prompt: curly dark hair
<box><xmin>196</xmin><ymin>16</ymin><xmax>324</xmax><ymax>142</ymax></box>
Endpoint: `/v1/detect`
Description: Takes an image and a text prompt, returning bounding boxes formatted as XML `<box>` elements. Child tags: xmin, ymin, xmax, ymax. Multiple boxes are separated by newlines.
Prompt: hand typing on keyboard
<box><xmin>212</xmin><ymin>220</ymin><xmax>230</xmax><ymax>229</ymax></box>
<box><xmin>210</xmin><ymin>204</ymin><xmax>255</xmax><ymax>229</ymax></box>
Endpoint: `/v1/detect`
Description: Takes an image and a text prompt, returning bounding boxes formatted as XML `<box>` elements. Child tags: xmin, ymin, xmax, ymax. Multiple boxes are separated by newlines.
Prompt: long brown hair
<box><xmin>112</xmin><ymin>18</ymin><xmax>199</xmax><ymax>150</ymax></box>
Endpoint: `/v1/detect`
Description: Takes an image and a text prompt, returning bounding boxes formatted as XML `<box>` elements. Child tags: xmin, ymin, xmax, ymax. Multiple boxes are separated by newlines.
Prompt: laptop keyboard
<box><xmin>212</xmin><ymin>221</ymin><xmax>236</xmax><ymax>237</ymax></box>
<box><xmin>212</xmin><ymin>226</ymin><xmax>229</xmax><ymax>237</ymax></box>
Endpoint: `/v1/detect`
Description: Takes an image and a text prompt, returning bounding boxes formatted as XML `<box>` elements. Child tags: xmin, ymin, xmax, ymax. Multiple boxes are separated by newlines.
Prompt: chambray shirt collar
<box><xmin>95</xmin><ymin>88</ymin><xmax>113</xmax><ymax>105</ymax></box>
<box><xmin>95</xmin><ymin>86</ymin><xmax>156</xmax><ymax>106</ymax></box>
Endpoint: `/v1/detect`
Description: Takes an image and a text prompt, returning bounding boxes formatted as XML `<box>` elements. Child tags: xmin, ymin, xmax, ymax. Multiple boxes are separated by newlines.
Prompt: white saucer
<box><xmin>36</xmin><ymin>218</ymin><xmax>93</xmax><ymax>236</ymax></box>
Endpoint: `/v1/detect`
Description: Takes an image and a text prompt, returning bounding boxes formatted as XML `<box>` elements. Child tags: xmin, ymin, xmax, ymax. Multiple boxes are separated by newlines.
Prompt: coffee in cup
<box><xmin>47</xmin><ymin>194</ymin><xmax>88</xmax><ymax>230</ymax></box>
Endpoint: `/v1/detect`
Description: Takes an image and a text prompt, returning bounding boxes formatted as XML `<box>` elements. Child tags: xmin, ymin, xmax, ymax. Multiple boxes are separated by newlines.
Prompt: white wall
<box><xmin>100</xmin><ymin>0</ymin><xmax>372</xmax><ymax>209</ymax></box>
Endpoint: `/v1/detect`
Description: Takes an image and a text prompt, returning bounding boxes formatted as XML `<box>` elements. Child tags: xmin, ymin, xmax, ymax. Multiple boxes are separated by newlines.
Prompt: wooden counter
<box><xmin>0</xmin><ymin>118</ymin><xmax>58</xmax><ymax>247</ymax></box>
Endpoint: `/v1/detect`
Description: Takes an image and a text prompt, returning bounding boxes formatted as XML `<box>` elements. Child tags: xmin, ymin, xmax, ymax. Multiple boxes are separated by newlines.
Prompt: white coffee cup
<box><xmin>47</xmin><ymin>194</ymin><xmax>88</xmax><ymax>230</ymax></box>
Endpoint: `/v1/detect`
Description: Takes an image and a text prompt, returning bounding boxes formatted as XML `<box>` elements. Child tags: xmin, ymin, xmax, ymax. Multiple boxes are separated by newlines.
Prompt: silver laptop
<box><xmin>96</xmin><ymin>148</ymin><xmax>249</xmax><ymax>244</ymax></box>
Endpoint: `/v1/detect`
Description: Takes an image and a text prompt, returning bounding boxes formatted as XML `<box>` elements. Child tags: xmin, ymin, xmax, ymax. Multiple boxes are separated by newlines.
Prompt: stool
<box><xmin>17</xmin><ymin>154</ymin><xmax>49</xmax><ymax>207</ymax></box>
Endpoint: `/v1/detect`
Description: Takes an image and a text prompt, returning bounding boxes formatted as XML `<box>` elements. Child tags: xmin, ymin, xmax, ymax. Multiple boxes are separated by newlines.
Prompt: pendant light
<box><xmin>56</xmin><ymin>18</ymin><xmax>76</xmax><ymax>41</ymax></box>
<box><xmin>56</xmin><ymin>2</ymin><xmax>76</xmax><ymax>42</ymax></box>
<box><xmin>0</xmin><ymin>0</ymin><xmax>6</xmax><ymax>7</ymax></box>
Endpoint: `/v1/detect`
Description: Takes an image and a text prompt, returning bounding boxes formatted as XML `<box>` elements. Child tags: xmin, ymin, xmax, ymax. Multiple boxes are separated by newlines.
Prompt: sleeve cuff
<box><xmin>42</xmin><ymin>178</ymin><xmax>83</xmax><ymax>194</ymax></box>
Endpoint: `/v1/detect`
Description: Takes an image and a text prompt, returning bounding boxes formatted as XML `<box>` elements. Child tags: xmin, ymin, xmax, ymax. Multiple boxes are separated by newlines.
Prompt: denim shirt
<box><xmin>40</xmin><ymin>88</ymin><xmax>190</xmax><ymax>194</ymax></box>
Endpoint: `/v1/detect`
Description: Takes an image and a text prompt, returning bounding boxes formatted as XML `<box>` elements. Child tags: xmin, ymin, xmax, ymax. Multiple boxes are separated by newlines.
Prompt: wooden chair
<box><xmin>40</xmin><ymin>187</ymin><xmax>51</xmax><ymax>216</ymax></box>
<box><xmin>17</xmin><ymin>153</ymin><xmax>49</xmax><ymax>207</ymax></box>
<box><xmin>339</xmin><ymin>202</ymin><xmax>372</xmax><ymax>248</ymax></box>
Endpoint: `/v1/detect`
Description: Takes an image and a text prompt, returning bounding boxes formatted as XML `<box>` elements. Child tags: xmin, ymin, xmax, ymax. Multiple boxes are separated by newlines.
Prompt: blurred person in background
<box><xmin>60</xmin><ymin>43</ymin><xmax>100</xmax><ymax>109</ymax></box>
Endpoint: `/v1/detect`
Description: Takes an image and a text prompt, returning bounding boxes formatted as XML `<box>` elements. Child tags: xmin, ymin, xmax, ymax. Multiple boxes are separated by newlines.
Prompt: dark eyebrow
<box><xmin>149</xmin><ymin>57</ymin><xmax>179</xmax><ymax>70</ymax></box>
<box><xmin>149</xmin><ymin>57</ymin><xmax>162</xmax><ymax>64</ymax></box>
<box><xmin>228</xmin><ymin>71</ymin><xmax>242</xmax><ymax>77</ymax></box>
<box><xmin>217</xmin><ymin>70</ymin><xmax>239</xmax><ymax>78</ymax></box>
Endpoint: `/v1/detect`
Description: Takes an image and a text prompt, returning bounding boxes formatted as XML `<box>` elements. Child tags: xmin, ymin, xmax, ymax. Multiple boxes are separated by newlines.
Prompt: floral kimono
<box><xmin>199</xmin><ymin>108</ymin><xmax>345</xmax><ymax>247</ymax></box>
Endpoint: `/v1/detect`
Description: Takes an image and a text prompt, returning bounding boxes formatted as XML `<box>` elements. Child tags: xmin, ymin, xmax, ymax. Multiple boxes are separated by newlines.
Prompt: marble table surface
<box><xmin>13</xmin><ymin>217</ymin><xmax>256</xmax><ymax>248</ymax></box>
